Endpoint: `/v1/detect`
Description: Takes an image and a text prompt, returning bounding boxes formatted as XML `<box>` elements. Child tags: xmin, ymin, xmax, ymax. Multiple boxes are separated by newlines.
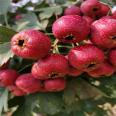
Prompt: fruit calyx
<box><xmin>64</xmin><ymin>34</ymin><xmax>75</xmax><ymax>41</ymax></box>
<box><xmin>86</xmin><ymin>62</ymin><xmax>96</xmax><ymax>69</ymax></box>
<box><xmin>49</xmin><ymin>72</ymin><xmax>65</xmax><ymax>78</ymax></box>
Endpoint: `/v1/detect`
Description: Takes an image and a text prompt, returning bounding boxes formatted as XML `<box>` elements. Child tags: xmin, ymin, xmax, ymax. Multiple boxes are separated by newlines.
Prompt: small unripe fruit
<box><xmin>109</xmin><ymin>49</ymin><xmax>116</xmax><ymax>67</ymax></box>
<box><xmin>0</xmin><ymin>69</ymin><xmax>18</xmax><ymax>87</ymax></box>
<box><xmin>68</xmin><ymin>44</ymin><xmax>105</xmax><ymax>71</ymax></box>
<box><xmin>52</xmin><ymin>15</ymin><xmax>90</xmax><ymax>43</ymax></box>
<box><xmin>32</xmin><ymin>54</ymin><xmax>69</xmax><ymax>80</ymax></box>
<box><xmin>87</xmin><ymin>61</ymin><xmax>115</xmax><ymax>78</ymax></box>
<box><xmin>16</xmin><ymin>73</ymin><xmax>42</xmax><ymax>94</ymax></box>
<box><xmin>15</xmin><ymin>15</ymin><xmax>22</xmax><ymax>20</ymax></box>
<box><xmin>64</xmin><ymin>5</ymin><xmax>81</xmax><ymax>16</ymax></box>
<box><xmin>44</xmin><ymin>78</ymin><xmax>66</xmax><ymax>92</ymax></box>
<box><xmin>91</xmin><ymin>18</ymin><xmax>116</xmax><ymax>49</ymax></box>
<box><xmin>11</xmin><ymin>29</ymin><xmax>51</xmax><ymax>59</ymax></box>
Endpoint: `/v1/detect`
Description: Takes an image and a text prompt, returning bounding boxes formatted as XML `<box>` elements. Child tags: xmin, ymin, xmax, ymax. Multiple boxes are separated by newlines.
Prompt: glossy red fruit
<box><xmin>112</xmin><ymin>11</ymin><xmax>116</xmax><ymax>19</ymax></box>
<box><xmin>80</xmin><ymin>0</ymin><xmax>101</xmax><ymax>17</ymax></box>
<box><xmin>65</xmin><ymin>55</ymin><xmax>83</xmax><ymax>77</ymax></box>
<box><xmin>83</xmin><ymin>16</ymin><xmax>94</xmax><ymax>25</ymax></box>
<box><xmin>87</xmin><ymin>61</ymin><xmax>115</xmax><ymax>78</ymax></box>
<box><xmin>32</xmin><ymin>54</ymin><xmax>69</xmax><ymax>80</ymax></box>
<box><xmin>16</xmin><ymin>73</ymin><xmax>42</xmax><ymax>94</ymax></box>
<box><xmin>7</xmin><ymin>85</ymin><xmax>26</xmax><ymax>96</ymax></box>
<box><xmin>64</xmin><ymin>5</ymin><xmax>81</xmax><ymax>16</ymax></box>
<box><xmin>0</xmin><ymin>69</ymin><xmax>18</xmax><ymax>87</ymax></box>
<box><xmin>68</xmin><ymin>67</ymin><xmax>82</xmax><ymax>77</ymax></box>
<box><xmin>11</xmin><ymin>29</ymin><xmax>51</xmax><ymax>59</ymax></box>
<box><xmin>44</xmin><ymin>78</ymin><xmax>66</xmax><ymax>92</ymax></box>
<box><xmin>109</xmin><ymin>49</ymin><xmax>116</xmax><ymax>67</ymax></box>
<box><xmin>91</xmin><ymin>18</ymin><xmax>116</xmax><ymax>49</ymax></box>
<box><xmin>68</xmin><ymin>44</ymin><xmax>105</xmax><ymax>71</ymax></box>
<box><xmin>97</xmin><ymin>3</ymin><xmax>110</xmax><ymax>18</ymax></box>
<box><xmin>52</xmin><ymin>15</ymin><xmax>90</xmax><ymax>43</ymax></box>
<box><xmin>100</xmin><ymin>16</ymin><xmax>113</xmax><ymax>20</ymax></box>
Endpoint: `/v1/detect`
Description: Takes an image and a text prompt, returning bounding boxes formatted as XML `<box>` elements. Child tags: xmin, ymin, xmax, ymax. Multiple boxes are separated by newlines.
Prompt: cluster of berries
<box><xmin>0</xmin><ymin>0</ymin><xmax>116</xmax><ymax>96</ymax></box>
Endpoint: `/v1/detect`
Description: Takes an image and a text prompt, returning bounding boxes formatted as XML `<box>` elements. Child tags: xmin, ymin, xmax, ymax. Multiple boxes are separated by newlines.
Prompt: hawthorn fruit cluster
<box><xmin>0</xmin><ymin>0</ymin><xmax>116</xmax><ymax>96</ymax></box>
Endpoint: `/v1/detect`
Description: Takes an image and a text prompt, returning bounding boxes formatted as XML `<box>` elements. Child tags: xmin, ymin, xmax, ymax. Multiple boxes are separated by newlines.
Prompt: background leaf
<box><xmin>0</xmin><ymin>0</ymin><xmax>11</xmax><ymax>15</ymax></box>
<box><xmin>0</xmin><ymin>42</ymin><xmax>14</xmax><ymax>66</ymax></box>
<box><xmin>63</xmin><ymin>78</ymin><xmax>105</xmax><ymax>105</ymax></box>
<box><xmin>14</xmin><ymin>12</ymin><xmax>45</xmax><ymax>31</ymax></box>
<box><xmin>0</xmin><ymin>26</ymin><xmax>16</xmax><ymax>43</ymax></box>
<box><xmin>91</xmin><ymin>75</ymin><xmax>116</xmax><ymax>98</ymax></box>
<box><xmin>39</xmin><ymin>6</ymin><xmax>63</xmax><ymax>20</ymax></box>
<box><xmin>0</xmin><ymin>88</ymin><xmax>8</xmax><ymax>115</ymax></box>
<box><xmin>33</xmin><ymin>93</ymin><xmax>64</xmax><ymax>115</ymax></box>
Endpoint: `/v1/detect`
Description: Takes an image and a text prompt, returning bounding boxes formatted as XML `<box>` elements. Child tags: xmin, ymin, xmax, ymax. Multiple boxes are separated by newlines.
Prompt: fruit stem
<box><xmin>52</xmin><ymin>39</ymin><xmax>59</xmax><ymax>53</ymax></box>
<box><xmin>18</xmin><ymin>63</ymin><xmax>33</xmax><ymax>73</ymax></box>
<box><xmin>71</xmin><ymin>43</ymin><xmax>75</xmax><ymax>47</ymax></box>
<box><xmin>76</xmin><ymin>43</ymin><xmax>79</xmax><ymax>46</ymax></box>
<box><xmin>4</xmin><ymin>13</ymin><xmax>10</xmax><ymax>27</ymax></box>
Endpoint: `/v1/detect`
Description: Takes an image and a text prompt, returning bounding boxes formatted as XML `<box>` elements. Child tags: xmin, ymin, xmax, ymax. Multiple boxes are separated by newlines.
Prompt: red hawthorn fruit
<box><xmin>97</xmin><ymin>3</ymin><xmax>110</xmax><ymax>18</ymax></box>
<box><xmin>0</xmin><ymin>69</ymin><xmax>18</xmax><ymax>87</ymax></box>
<box><xmin>109</xmin><ymin>49</ymin><xmax>116</xmax><ymax>67</ymax></box>
<box><xmin>64</xmin><ymin>5</ymin><xmax>82</xmax><ymax>16</ymax></box>
<box><xmin>7</xmin><ymin>85</ymin><xmax>26</xmax><ymax>96</ymax></box>
<box><xmin>68</xmin><ymin>44</ymin><xmax>105</xmax><ymax>71</ymax></box>
<box><xmin>52</xmin><ymin>15</ymin><xmax>90</xmax><ymax>43</ymax></box>
<box><xmin>91</xmin><ymin>18</ymin><xmax>116</xmax><ymax>49</ymax></box>
<box><xmin>44</xmin><ymin>78</ymin><xmax>66</xmax><ymax>92</ymax></box>
<box><xmin>65</xmin><ymin>55</ymin><xmax>83</xmax><ymax>77</ymax></box>
<box><xmin>83</xmin><ymin>16</ymin><xmax>94</xmax><ymax>25</ymax></box>
<box><xmin>16</xmin><ymin>73</ymin><xmax>42</xmax><ymax>94</ymax></box>
<box><xmin>68</xmin><ymin>67</ymin><xmax>82</xmax><ymax>77</ymax></box>
<box><xmin>11</xmin><ymin>29</ymin><xmax>51</xmax><ymax>59</ymax></box>
<box><xmin>100</xmin><ymin>16</ymin><xmax>113</xmax><ymax>20</ymax></box>
<box><xmin>87</xmin><ymin>61</ymin><xmax>115</xmax><ymax>78</ymax></box>
<box><xmin>32</xmin><ymin>54</ymin><xmax>69</xmax><ymax>80</ymax></box>
<box><xmin>80</xmin><ymin>0</ymin><xmax>101</xmax><ymax>17</ymax></box>
<box><xmin>112</xmin><ymin>11</ymin><xmax>116</xmax><ymax>19</ymax></box>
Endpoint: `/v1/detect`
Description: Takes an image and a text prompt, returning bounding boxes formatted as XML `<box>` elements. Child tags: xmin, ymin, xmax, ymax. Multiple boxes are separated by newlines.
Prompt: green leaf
<box><xmin>39</xmin><ymin>10</ymin><xmax>53</xmax><ymax>20</ymax></box>
<box><xmin>0</xmin><ymin>0</ymin><xmax>11</xmax><ymax>15</ymax></box>
<box><xmin>34</xmin><ymin>93</ymin><xmax>64</xmax><ymax>115</ymax></box>
<box><xmin>40</xmin><ymin>19</ymin><xmax>49</xmax><ymax>29</ymax></box>
<box><xmin>63</xmin><ymin>78</ymin><xmax>105</xmax><ymax>105</ymax></box>
<box><xmin>100</xmin><ymin>0</ymin><xmax>115</xmax><ymax>6</ymax></box>
<box><xmin>38</xmin><ymin>6</ymin><xmax>63</xmax><ymax>20</ymax></box>
<box><xmin>13</xmin><ymin>93</ymin><xmax>64</xmax><ymax>116</ymax></box>
<box><xmin>0</xmin><ymin>88</ymin><xmax>8</xmax><ymax>115</ymax></box>
<box><xmin>93</xmin><ymin>75</ymin><xmax>116</xmax><ymax>98</ymax></box>
<box><xmin>0</xmin><ymin>42</ymin><xmax>14</xmax><ymax>66</ymax></box>
<box><xmin>14</xmin><ymin>12</ymin><xmax>45</xmax><ymax>31</ymax></box>
<box><xmin>63</xmin><ymin>79</ymin><xmax>78</xmax><ymax>105</ymax></box>
<box><xmin>0</xmin><ymin>26</ymin><xmax>16</xmax><ymax>43</ymax></box>
<box><xmin>12</xmin><ymin>95</ymin><xmax>34</xmax><ymax>116</ymax></box>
